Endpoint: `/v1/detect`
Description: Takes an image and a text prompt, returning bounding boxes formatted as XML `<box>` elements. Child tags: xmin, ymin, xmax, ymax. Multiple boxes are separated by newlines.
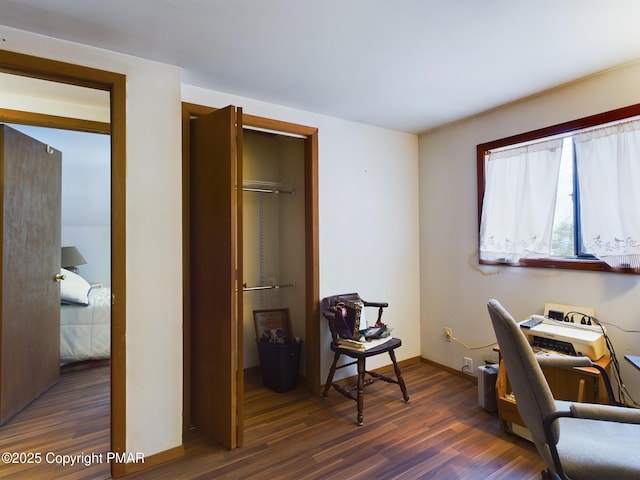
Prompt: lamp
<box><xmin>61</xmin><ymin>246</ymin><xmax>87</xmax><ymax>273</ymax></box>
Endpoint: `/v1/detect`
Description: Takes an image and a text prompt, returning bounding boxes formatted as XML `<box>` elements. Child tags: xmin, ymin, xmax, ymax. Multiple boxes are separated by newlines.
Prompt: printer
<box><xmin>519</xmin><ymin>302</ymin><xmax>606</xmax><ymax>361</ymax></box>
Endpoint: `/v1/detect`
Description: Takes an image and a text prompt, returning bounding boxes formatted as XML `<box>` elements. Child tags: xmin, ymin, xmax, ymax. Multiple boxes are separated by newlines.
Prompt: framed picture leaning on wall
<box><xmin>253</xmin><ymin>308</ymin><xmax>293</xmax><ymax>344</ymax></box>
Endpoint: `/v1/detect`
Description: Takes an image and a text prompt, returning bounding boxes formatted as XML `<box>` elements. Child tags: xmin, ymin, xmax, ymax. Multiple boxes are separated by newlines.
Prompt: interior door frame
<box><xmin>181</xmin><ymin>102</ymin><xmax>320</xmax><ymax>438</ymax></box>
<box><xmin>0</xmin><ymin>50</ymin><xmax>127</xmax><ymax>478</ymax></box>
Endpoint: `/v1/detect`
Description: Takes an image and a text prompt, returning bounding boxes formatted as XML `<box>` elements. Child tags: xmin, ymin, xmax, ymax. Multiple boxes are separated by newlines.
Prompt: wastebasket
<box><xmin>256</xmin><ymin>340</ymin><xmax>302</xmax><ymax>392</ymax></box>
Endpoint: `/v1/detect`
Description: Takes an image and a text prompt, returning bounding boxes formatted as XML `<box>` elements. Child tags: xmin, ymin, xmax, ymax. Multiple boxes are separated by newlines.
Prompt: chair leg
<box><xmin>541</xmin><ymin>469</ymin><xmax>561</xmax><ymax>480</ymax></box>
<box><xmin>388</xmin><ymin>349</ymin><xmax>410</xmax><ymax>403</ymax></box>
<box><xmin>356</xmin><ymin>357</ymin><xmax>365</xmax><ymax>426</ymax></box>
<box><xmin>322</xmin><ymin>351</ymin><xmax>341</xmax><ymax>398</ymax></box>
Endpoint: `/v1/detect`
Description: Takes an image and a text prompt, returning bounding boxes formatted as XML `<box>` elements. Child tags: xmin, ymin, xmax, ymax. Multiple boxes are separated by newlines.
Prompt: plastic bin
<box><xmin>256</xmin><ymin>340</ymin><xmax>302</xmax><ymax>392</ymax></box>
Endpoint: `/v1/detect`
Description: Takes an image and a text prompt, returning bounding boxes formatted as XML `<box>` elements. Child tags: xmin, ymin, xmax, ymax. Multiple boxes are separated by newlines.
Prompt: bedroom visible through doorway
<box><xmin>0</xmin><ymin>63</ymin><xmax>115</xmax><ymax>479</ymax></box>
<box><xmin>0</xmin><ymin>123</ymin><xmax>112</xmax><ymax>480</ymax></box>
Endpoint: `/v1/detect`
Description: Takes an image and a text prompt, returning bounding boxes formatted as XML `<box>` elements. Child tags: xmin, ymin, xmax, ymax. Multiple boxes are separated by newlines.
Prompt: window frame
<box><xmin>477</xmin><ymin>102</ymin><xmax>640</xmax><ymax>274</ymax></box>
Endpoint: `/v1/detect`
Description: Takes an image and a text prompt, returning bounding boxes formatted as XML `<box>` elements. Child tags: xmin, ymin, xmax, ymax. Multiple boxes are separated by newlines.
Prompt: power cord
<box><xmin>449</xmin><ymin>333</ymin><xmax>497</xmax><ymax>351</ymax></box>
<box><xmin>560</xmin><ymin>311</ymin><xmax>640</xmax><ymax>408</ymax></box>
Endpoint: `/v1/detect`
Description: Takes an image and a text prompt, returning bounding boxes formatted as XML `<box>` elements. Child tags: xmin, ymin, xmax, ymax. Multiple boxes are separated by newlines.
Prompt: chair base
<box><xmin>322</xmin><ymin>339</ymin><xmax>409</xmax><ymax>425</ymax></box>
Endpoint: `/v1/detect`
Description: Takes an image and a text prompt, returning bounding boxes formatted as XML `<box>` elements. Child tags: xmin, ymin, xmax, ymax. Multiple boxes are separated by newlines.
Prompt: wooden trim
<box><xmin>0</xmin><ymin>108</ymin><xmax>110</xmax><ymax>134</ymax></box>
<box><xmin>236</xmin><ymin>107</ymin><xmax>244</xmax><ymax>447</ymax></box>
<box><xmin>182</xmin><ymin>102</ymin><xmax>215</xmax><ymax>118</ymax></box>
<box><xmin>480</xmin><ymin>257</ymin><xmax>639</xmax><ymax>274</ymax></box>
<box><xmin>0</xmin><ymin>50</ymin><xmax>127</xmax><ymax>478</ymax></box>
<box><xmin>476</xmin><ymin>102</ymin><xmax>640</xmax><ymax>275</ymax></box>
<box><xmin>478</xmin><ymin>102</ymin><xmax>640</xmax><ymax>153</ymax></box>
<box><xmin>0</xmin><ymin>50</ymin><xmax>119</xmax><ymax>90</ymax></box>
<box><xmin>305</xmin><ymin>129</ymin><xmax>321</xmax><ymax>394</ymax></box>
<box><xmin>181</xmin><ymin>103</ymin><xmax>317</xmax><ymax>137</ymax></box>
<box><xmin>120</xmin><ymin>445</ymin><xmax>185</xmax><ymax>476</ymax></box>
<box><xmin>109</xmin><ymin>67</ymin><xmax>127</xmax><ymax>480</ymax></box>
<box><xmin>181</xmin><ymin>104</ymin><xmax>193</xmax><ymax>434</ymax></box>
<box><xmin>243</xmin><ymin>113</ymin><xmax>318</xmax><ymax>137</ymax></box>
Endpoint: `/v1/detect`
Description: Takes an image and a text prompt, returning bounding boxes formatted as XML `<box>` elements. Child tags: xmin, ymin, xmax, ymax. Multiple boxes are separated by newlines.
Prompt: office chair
<box><xmin>321</xmin><ymin>293</ymin><xmax>409</xmax><ymax>425</ymax></box>
<box><xmin>487</xmin><ymin>299</ymin><xmax>640</xmax><ymax>480</ymax></box>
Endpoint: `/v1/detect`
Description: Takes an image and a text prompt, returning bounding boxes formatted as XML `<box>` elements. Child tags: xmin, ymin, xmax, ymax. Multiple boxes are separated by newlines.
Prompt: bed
<box><xmin>59</xmin><ymin>268</ymin><xmax>111</xmax><ymax>365</ymax></box>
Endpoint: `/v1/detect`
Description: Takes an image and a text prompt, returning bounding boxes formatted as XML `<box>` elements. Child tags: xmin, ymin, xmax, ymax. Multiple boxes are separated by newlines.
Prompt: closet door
<box><xmin>189</xmin><ymin>106</ymin><xmax>244</xmax><ymax>448</ymax></box>
<box><xmin>0</xmin><ymin>125</ymin><xmax>61</xmax><ymax>424</ymax></box>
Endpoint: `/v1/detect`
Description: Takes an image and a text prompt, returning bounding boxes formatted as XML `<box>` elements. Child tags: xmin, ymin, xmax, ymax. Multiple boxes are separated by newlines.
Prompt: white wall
<box><xmin>2</xmin><ymin>25</ymin><xmax>420</xmax><ymax>458</ymax></box>
<box><xmin>1</xmin><ymin>26</ymin><xmax>184</xmax><ymax>457</ymax></box>
<box><xmin>419</xmin><ymin>61</ymin><xmax>640</xmax><ymax>402</ymax></box>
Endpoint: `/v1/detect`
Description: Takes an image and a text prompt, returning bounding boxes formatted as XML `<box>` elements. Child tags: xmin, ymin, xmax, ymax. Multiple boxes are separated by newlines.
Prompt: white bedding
<box><xmin>60</xmin><ymin>286</ymin><xmax>111</xmax><ymax>365</ymax></box>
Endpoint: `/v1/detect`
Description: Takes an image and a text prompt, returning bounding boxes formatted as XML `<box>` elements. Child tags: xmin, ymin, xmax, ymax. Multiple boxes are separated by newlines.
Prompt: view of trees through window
<box><xmin>550</xmin><ymin>137</ymin><xmax>575</xmax><ymax>257</ymax></box>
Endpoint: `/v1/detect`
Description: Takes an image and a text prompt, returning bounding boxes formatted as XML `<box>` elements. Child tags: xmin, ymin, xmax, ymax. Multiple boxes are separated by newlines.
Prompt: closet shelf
<box><xmin>243</xmin><ymin>282</ymin><xmax>295</xmax><ymax>292</ymax></box>
<box><xmin>242</xmin><ymin>180</ymin><xmax>295</xmax><ymax>195</ymax></box>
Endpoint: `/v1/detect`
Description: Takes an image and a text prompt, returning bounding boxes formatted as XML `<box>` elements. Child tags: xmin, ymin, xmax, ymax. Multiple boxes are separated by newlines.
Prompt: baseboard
<box><xmin>116</xmin><ymin>444</ymin><xmax>184</xmax><ymax>477</ymax></box>
<box><xmin>420</xmin><ymin>357</ymin><xmax>478</xmax><ymax>384</ymax></box>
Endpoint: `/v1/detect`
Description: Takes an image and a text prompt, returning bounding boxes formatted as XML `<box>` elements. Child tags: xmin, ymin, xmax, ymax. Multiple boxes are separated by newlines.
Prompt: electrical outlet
<box><xmin>463</xmin><ymin>357</ymin><xmax>473</xmax><ymax>372</ymax></box>
<box><xmin>443</xmin><ymin>327</ymin><xmax>452</xmax><ymax>342</ymax></box>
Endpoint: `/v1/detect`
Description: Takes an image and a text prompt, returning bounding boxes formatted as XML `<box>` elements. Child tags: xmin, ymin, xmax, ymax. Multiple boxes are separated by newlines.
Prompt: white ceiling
<box><xmin>2</xmin><ymin>0</ymin><xmax>640</xmax><ymax>133</ymax></box>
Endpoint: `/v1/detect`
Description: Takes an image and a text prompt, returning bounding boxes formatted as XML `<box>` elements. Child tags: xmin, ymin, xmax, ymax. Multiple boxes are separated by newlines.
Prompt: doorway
<box><xmin>182</xmin><ymin>103</ymin><xmax>320</xmax><ymax>448</ymax></box>
<box><xmin>0</xmin><ymin>50</ymin><xmax>126</xmax><ymax>478</ymax></box>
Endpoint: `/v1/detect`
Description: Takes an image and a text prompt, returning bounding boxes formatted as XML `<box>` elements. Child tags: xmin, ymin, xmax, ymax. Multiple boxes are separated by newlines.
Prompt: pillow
<box><xmin>60</xmin><ymin>268</ymin><xmax>91</xmax><ymax>305</ymax></box>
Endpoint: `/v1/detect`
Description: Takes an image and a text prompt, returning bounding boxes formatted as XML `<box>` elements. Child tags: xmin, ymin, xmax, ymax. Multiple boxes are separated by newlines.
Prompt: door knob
<box><xmin>54</xmin><ymin>273</ymin><xmax>66</xmax><ymax>282</ymax></box>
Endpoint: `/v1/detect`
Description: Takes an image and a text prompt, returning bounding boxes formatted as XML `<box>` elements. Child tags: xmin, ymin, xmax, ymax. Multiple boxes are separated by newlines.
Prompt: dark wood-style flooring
<box><xmin>0</xmin><ymin>361</ymin><xmax>546</xmax><ymax>479</ymax></box>
<box><xmin>0</xmin><ymin>363</ymin><xmax>111</xmax><ymax>480</ymax></box>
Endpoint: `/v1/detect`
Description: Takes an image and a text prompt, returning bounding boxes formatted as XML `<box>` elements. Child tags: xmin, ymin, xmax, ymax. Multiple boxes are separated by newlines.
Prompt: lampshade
<box><xmin>61</xmin><ymin>246</ymin><xmax>87</xmax><ymax>268</ymax></box>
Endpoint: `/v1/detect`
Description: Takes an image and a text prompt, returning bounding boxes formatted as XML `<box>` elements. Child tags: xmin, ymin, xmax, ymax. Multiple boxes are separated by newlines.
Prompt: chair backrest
<box><xmin>486</xmin><ymin>299</ymin><xmax>559</xmax><ymax>466</ymax></box>
<box><xmin>321</xmin><ymin>293</ymin><xmax>364</xmax><ymax>342</ymax></box>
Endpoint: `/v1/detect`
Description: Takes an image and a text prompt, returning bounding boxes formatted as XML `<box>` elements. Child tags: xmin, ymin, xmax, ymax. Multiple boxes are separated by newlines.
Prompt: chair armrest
<box><xmin>322</xmin><ymin>312</ymin><xmax>340</xmax><ymax>345</ymax></box>
<box><xmin>569</xmin><ymin>403</ymin><xmax>640</xmax><ymax>424</ymax></box>
<box><xmin>362</xmin><ymin>300</ymin><xmax>388</xmax><ymax>325</ymax></box>
<box><xmin>541</xmin><ymin>405</ymin><xmax>637</xmax><ymax>478</ymax></box>
<box><xmin>362</xmin><ymin>300</ymin><xmax>388</xmax><ymax>308</ymax></box>
<box><xmin>535</xmin><ymin>353</ymin><xmax>593</xmax><ymax>369</ymax></box>
<box><xmin>536</xmin><ymin>354</ymin><xmax>619</xmax><ymax>405</ymax></box>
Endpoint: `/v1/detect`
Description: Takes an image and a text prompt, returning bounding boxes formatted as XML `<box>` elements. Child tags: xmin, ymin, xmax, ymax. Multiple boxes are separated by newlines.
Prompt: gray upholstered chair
<box><xmin>487</xmin><ymin>299</ymin><xmax>640</xmax><ymax>480</ymax></box>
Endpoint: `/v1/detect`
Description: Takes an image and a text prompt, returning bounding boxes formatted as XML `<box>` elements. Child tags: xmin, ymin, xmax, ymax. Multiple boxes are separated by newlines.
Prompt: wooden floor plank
<box><xmin>0</xmin><ymin>362</ymin><xmax>546</xmax><ymax>479</ymax></box>
<box><xmin>128</xmin><ymin>362</ymin><xmax>544</xmax><ymax>480</ymax></box>
<box><xmin>0</xmin><ymin>365</ymin><xmax>111</xmax><ymax>480</ymax></box>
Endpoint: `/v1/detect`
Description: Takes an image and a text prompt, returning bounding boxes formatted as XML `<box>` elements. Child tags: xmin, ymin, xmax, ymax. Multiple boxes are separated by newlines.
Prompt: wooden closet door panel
<box><xmin>0</xmin><ymin>125</ymin><xmax>61</xmax><ymax>424</ymax></box>
<box><xmin>189</xmin><ymin>106</ymin><xmax>243</xmax><ymax>449</ymax></box>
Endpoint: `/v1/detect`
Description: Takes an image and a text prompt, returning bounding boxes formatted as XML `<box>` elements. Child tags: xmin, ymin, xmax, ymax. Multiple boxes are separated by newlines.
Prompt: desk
<box><xmin>625</xmin><ymin>354</ymin><xmax>640</xmax><ymax>371</ymax></box>
<box><xmin>495</xmin><ymin>347</ymin><xmax>611</xmax><ymax>435</ymax></box>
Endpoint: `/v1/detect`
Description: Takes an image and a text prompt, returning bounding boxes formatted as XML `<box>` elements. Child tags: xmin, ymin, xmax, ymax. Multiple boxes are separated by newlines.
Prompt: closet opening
<box><xmin>182</xmin><ymin>103</ymin><xmax>319</xmax><ymax>449</ymax></box>
<box><xmin>242</xmin><ymin>128</ymin><xmax>306</xmax><ymax>385</ymax></box>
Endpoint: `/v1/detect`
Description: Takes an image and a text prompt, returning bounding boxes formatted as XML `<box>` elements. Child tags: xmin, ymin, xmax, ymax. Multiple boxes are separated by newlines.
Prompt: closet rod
<box><xmin>242</xmin><ymin>186</ymin><xmax>295</xmax><ymax>195</ymax></box>
<box><xmin>243</xmin><ymin>283</ymin><xmax>295</xmax><ymax>292</ymax></box>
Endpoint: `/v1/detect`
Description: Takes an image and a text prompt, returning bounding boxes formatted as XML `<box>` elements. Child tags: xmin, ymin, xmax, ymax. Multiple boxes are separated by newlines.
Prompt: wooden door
<box><xmin>189</xmin><ymin>106</ymin><xmax>244</xmax><ymax>448</ymax></box>
<box><xmin>0</xmin><ymin>125</ymin><xmax>61</xmax><ymax>424</ymax></box>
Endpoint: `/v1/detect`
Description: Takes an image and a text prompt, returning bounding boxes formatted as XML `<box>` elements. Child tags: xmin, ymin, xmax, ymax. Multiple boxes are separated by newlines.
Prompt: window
<box><xmin>477</xmin><ymin>103</ymin><xmax>640</xmax><ymax>273</ymax></box>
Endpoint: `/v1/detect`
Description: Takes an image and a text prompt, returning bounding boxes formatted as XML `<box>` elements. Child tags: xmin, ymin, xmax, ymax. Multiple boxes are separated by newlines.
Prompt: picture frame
<box><xmin>253</xmin><ymin>308</ymin><xmax>293</xmax><ymax>344</ymax></box>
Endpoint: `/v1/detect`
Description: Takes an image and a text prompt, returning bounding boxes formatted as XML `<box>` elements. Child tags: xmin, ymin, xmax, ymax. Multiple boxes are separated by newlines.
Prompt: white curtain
<box><xmin>480</xmin><ymin>139</ymin><xmax>563</xmax><ymax>262</ymax></box>
<box><xmin>574</xmin><ymin>119</ymin><xmax>640</xmax><ymax>269</ymax></box>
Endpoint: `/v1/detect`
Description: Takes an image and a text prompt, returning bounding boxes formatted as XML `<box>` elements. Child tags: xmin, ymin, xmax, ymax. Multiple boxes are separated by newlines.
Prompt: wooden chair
<box><xmin>321</xmin><ymin>293</ymin><xmax>409</xmax><ymax>425</ymax></box>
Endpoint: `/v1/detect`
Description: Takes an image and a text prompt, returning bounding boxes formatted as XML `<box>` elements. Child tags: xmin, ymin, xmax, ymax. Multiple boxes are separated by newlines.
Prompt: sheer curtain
<box><xmin>574</xmin><ymin>119</ymin><xmax>640</xmax><ymax>269</ymax></box>
<box><xmin>480</xmin><ymin>139</ymin><xmax>563</xmax><ymax>263</ymax></box>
